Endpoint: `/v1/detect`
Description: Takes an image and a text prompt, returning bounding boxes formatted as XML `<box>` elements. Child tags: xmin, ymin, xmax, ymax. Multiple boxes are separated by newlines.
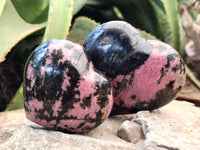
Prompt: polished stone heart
<box><xmin>84</xmin><ymin>21</ymin><xmax>186</xmax><ymax>115</ymax></box>
<box><xmin>24</xmin><ymin>39</ymin><xmax>113</xmax><ymax>133</ymax></box>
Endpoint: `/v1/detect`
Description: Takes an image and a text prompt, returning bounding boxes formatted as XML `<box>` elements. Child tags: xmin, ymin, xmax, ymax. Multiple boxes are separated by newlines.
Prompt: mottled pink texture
<box><xmin>25</xmin><ymin>109</ymin><xmax>37</xmax><ymax>122</ymax></box>
<box><xmin>112</xmin><ymin>75</ymin><xmax>124</xmax><ymax>87</ymax></box>
<box><xmin>57</xmin><ymin>120</ymin><xmax>96</xmax><ymax>133</ymax></box>
<box><xmin>40</xmin><ymin>66</ymin><xmax>46</xmax><ymax>77</ymax></box>
<box><xmin>112</xmin><ymin>41</ymin><xmax>185</xmax><ymax>110</ymax></box>
<box><xmin>25</xmin><ymin>99</ymin><xmax>44</xmax><ymax>126</ymax></box>
<box><xmin>27</xmin><ymin>98</ymin><xmax>44</xmax><ymax>110</ymax></box>
<box><xmin>132</xmin><ymin>50</ymin><xmax>169</xmax><ymax>100</ymax></box>
<box><xmin>134</xmin><ymin>52</ymin><xmax>176</xmax><ymax>97</ymax></box>
<box><xmin>48</xmin><ymin>40</ymin><xmax>66</xmax><ymax>53</ymax></box>
<box><xmin>57</xmin><ymin>119</ymin><xmax>84</xmax><ymax>129</ymax></box>
<box><xmin>24</xmin><ymin>39</ymin><xmax>113</xmax><ymax>133</ymax></box>
<box><xmin>45</xmin><ymin>57</ymin><xmax>53</xmax><ymax>65</ymax></box>
<box><xmin>26</xmin><ymin>62</ymin><xmax>33</xmax><ymax>80</ymax></box>
<box><xmin>61</xmin><ymin>71</ymin><xmax>71</xmax><ymax>91</ymax></box>
<box><xmin>83</xmin><ymin>20</ymin><xmax>186</xmax><ymax>115</ymax></box>
<box><xmin>26</xmin><ymin>112</ymin><xmax>56</xmax><ymax>129</ymax></box>
<box><xmin>26</xmin><ymin>62</ymin><xmax>36</xmax><ymax>90</ymax></box>
<box><xmin>76</xmin><ymin>76</ymin><xmax>96</xmax><ymax>100</ymax></box>
<box><xmin>44</xmin><ymin>111</ymin><xmax>50</xmax><ymax>117</ymax></box>
<box><xmin>52</xmin><ymin>98</ymin><xmax>62</xmax><ymax>117</ymax></box>
<box><xmin>67</xmin><ymin>100</ymin><xmax>98</xmax><ymax>119</ymax></box>
<box><xmin>25</xmin><ymin>107</ymin><xmax>56</xmax><ymax>129</ymax></box>
<box><xmin>102</xmin><ymin>94</ymin><xmax>113</xmax><ymax>119</ymax></box>
<box><xmin>67</xmin><ymin>73</ymin><xmax>100</xmax><ymax>119</ymax></box>
<box><xmin>40</xmin><ymin>120</ymin><xmax>56</xmax><ymax>128</ymax></box>
<box><xmin>66</xmin><ymin>68</ymin><xmax>113</xmax><ymax>127</ymax></box>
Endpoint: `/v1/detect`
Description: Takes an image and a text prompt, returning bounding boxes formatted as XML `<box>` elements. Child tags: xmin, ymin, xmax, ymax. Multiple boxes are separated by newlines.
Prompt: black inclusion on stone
<box><xmin>80</xmin><ymin>94</ymin><xmax>92</xmax><ymax>109</ymax></box>
<box><xmin>94</xmin><ymin>110</ymin><xmax>104</xmax><ymax>127</ymax></box>
<box><xmin>25</xmin><ymin>45</ymin><xmax>82</xmax><ymax>121</ymax></box>
<box><xmin>111</xmin><ymin>80</ymin><xmax>182</xmax><ymax>115</ymax></box>
<box><xmin>165</xmin><ymin>53</ymin><xmax>179</xmax><ymax>68</ymax></box>
<box><xmin>35</xmin><ymin>61</ymin><xmax>81</xmax><ymax>121</ymax></box>
<box><xmin>24</xmin><ymin>44</ymin><xmax>50</xmax><ymax>103</ymax></box>
<box><xmin>147</xmin><ymin>81</ymin><xmax>182</xmax><ymax>110</ymax></box>
<box><xmin>60</xmin><ymin>62</ymin><xmax>81</xmax><ymax>110</ymax></box>
<box><xmin>133</xmin><ymin>80</ymin><xmax>182</xmax><ymax>113</ymax></box>
<box><xmin>77</xmin><ymin>122</ymin><xmax>85</xmax><ymax>129</ymax></box>
<box><xmin>94</xmin><ymin>80</ymin><xmax>111</xmax><ymax>108</ymax></box>
<box><xmin>158</xmin><ymin>67</ymin><xmax>166</xmax><ymax>84</ymax></box>
<box><xmin>35</xmin><ymin>50</ymin><xmax>65</xmax><ymax>103</ymax></box>
<box><xmin>158</xmin><ymin>53</ymin><xmax>181</xmax><ymax>84</ymax></box>
<box><xmin>51</xmin><ymin>49</ymin><xmax>63</xmax><ymax>64</ymax></box>
<box><xmin>110</xmin><ymin>99</ymin><xmax>128</xmax><ymax>115</ymax></box>
<box><xmin>84</xmin><ymin>28</ymin><xmax>149</xmax><ymax>79</ymax></box>
<box><xmin>24</xmin><ymin>78</ymin><xmax>32</xmax><ymax>102</ymax></box>
<box><xmin>131</xmin><ymin>95</ymin><xmax>136</xmax><ymax>100</ymax></box>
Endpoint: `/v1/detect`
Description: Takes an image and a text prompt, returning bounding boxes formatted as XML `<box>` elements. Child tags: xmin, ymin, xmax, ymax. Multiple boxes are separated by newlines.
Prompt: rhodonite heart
<box><xmin>83</xmin><ymin>21</ymin><xmax>186</xmax><ymax>115</ymax></box>
<box><xmin>23</xmin><ymin>39</ymin><xmax>113</xmax><ymax>133</ymax></box>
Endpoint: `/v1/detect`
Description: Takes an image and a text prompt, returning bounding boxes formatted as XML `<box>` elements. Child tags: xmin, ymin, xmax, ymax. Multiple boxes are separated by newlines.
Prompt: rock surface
<box><xmin>134</xmin><ymin>104</ymin><xmax>200</xmax><ymax>150</ymax></box>
<box><xmin>0</xmin><ymin>100</ymin><xmax>200</xmax><ymax>150</ymax></box>
<box><xmin>117</xmin><ymin>120</ymin><xmax>143</xmax><ymax>143</ymax></box>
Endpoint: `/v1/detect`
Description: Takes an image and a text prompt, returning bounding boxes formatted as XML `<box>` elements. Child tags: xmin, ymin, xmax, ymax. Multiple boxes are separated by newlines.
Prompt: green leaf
<box><xmin>139</xmin><ymin>30</ymin><xmax>157</xmax><ymax>40</ymax></box>
<box><xmin>178</xmin><ymin>20</ymin><xmax>186</xmax><ymax>56</ymax></box>
<box><xmin>11</xmin><ymin>0</ymin><xmax>49</xmax><ymax>24</ymax></box>
<box><xmin>115</xmin><ymin>0</ymin><xmax>162</xmax><ymax>38</ymax></box>
<box><xmin>0</xmin><ymin>0</ymin><xmax>46</xmax><ymax>63</ymax></box>
<box><xmin>149</xmin><ymin>0</ymin><xmax>170</xmax><ymax>42</ymax></box>
<box><xmin>113</xmin><ymin>6</ymin><xmax>124</xmax><ymax>19</ymax></box>
<box><xmin>86</xmin><ymin>0</ymin><xmax>109</xmax><ymax>5</ymax></box>
<box><xmin>11</xmin><ymin>0</ymin><xmax>87</xmax><ymax>23</ymax></box>
<box><xmin>0</xmin><ymin>0</ymin><xmax>6</xmax><ymax>18</ymax></box>
<box><xmin>161</xmin><ymin>0</ymin><xmax>180</xmax><ymax>51</ymax></box>
<box><xmin>5</xmin><ymin>84</ymin><xmax>24</xmax><ymax>111</ymax></box>
<box><xmin>42</xmin><ymin>0</ymin><xmax>73</xmax><ymax>43</ymax></box>
<box><xmin>185</xmin><ymin>64</ymin><xmax>200</xmax><ymax>90</ymax></box>
<box><xmin>68</xmin><ymin>17</ymin><xmax>99</xmax><ymax>45</ymax></box>
<box><xmin>73</xmin><ymin>0</ymin><xmax>87</xmax><ymax>15</ymax></box>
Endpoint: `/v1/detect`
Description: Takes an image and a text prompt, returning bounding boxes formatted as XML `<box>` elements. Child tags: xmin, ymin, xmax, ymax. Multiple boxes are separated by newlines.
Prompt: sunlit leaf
<box><xmin>113</xmin><ymin>6</ymin><xmax>124</xmax><ymax>19</ymax></box>
<box><xmin>0</xmin><ymin>0</ymin><xmax>46</xmax><ymax>63</ymax></box>
<box><xmin>42</xmin><ymin>0</ymin><xmax>73</xmax><ymax>42</ymax></box>
<box><xmin>73</xmin><ymin>0</ymin><xmax>87</xmax><ymax>15</ymax></box>
<box><xmin>0</xmin><ymin>0</ymin><xmax>6</xmax><ymax>18</ymax></box>
<box><xmin>86</xmin><ymin>0</ymin><xmax>109</xmax><ymax>5</ymax></box>
<box><xmin>11</xmin><ymin>0</ymin><xmax>89</xmax><ymax>23</ymax></box>
<box><xmin>11</xmin><ymin>0</ymin><xmax>49</xmax><ymax>24</ymax></box>
<box><xmin>178</xmin><ymin>20</ymin><xmax>186</xmax><ymax>56</ymax></box>
<box><xmin>161</xmin><ymin>0</ymin><xmax>180</xmax><ymax>50</ymax></box>
<box><xmin>149</xmin><ymin>0</ymin><xmax>170</xmax><ymax>42</ymax></box>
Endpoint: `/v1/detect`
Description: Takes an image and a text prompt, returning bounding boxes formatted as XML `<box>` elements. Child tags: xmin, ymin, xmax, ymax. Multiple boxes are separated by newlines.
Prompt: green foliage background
<box><xmin>0</xmin><ymin>0</ymin><xmax>199</xmax><ymax>111</ymax></box>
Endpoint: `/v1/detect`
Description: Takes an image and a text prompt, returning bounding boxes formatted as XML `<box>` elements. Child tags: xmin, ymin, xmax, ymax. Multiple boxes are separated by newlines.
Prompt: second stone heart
<box><xmin>84</xmin><ymin>21</ymin><xmax>186</xmax><ymax>115</ymax></box>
